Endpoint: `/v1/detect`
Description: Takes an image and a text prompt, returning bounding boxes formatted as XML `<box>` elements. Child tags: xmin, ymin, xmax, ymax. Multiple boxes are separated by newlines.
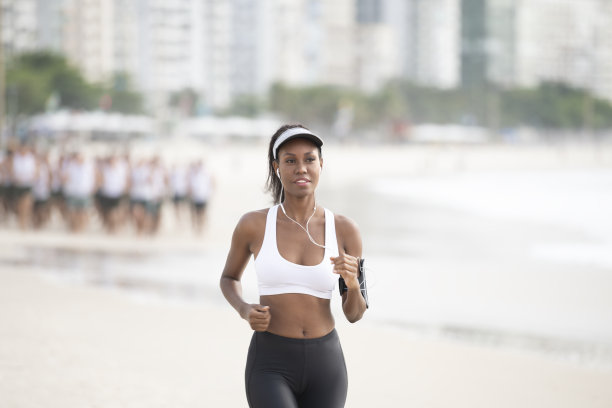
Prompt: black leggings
<box><xmin>245</xmin><ymin>329</ymin><xmax>348</xmax><ymax>408</ymax></box>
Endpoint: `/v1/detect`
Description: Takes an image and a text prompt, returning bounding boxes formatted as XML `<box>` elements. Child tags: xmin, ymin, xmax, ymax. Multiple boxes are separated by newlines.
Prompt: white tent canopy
<box><xmin>26</xmin><ymin>110</ymin><xmax>154</xmax><ymax>136</ymax></box>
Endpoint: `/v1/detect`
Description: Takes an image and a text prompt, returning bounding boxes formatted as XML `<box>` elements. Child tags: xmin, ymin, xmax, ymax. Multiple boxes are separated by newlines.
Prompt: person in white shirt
<box><xmin>188</xmin><ymin>159</ymin><xmax>214</xmax><ymax>234</ymax></box>
<box><xmin>169</xmin><ymin>163</ymin><xmax>189</xmax><ymax>224</ymax></box>
<box><xmin>147</xmin><ymin>156</ymin><xmax>167</xmax><ymax>234</ymax></box>
<box><xmin>99</xmin><ymin>154</ymin><xmax>129</xmax><ymax>233</ymax></box>
<box><xmin>32</xmin><ymin>152</ymin><xmax>52</xmax><ymax>228</ymax></box>
<box><xmin>11</xmin><ymin>144</ymin><xmax>38</xmax><ymax>229</ymax></box>
<box><xmin>50</xmin><ymin>153</ymin><xmax>68</xmax><ymax>222</ymax></box>
<box><xmin>129</xmin><ymin>158</ymin><xmax>151</xmax><ymax>235</ymax></box>
<box><xmin>63</xmin><ymin>152</ymin><xmax>96</xmax><ymax>232</ymax></box>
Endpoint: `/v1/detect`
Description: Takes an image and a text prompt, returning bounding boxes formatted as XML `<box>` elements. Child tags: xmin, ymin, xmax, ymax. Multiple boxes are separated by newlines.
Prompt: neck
<box><xmin>281</xmin><ymin>196</ymin><xmax>317</xmax><ymax>223</ymax></box>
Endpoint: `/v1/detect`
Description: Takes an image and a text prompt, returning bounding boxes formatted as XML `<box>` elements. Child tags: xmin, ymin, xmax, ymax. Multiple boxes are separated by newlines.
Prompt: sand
<box><xmin>1</xmin><ymin>266</ymin><xmax>612</xmax><ymax>407</ymax></box>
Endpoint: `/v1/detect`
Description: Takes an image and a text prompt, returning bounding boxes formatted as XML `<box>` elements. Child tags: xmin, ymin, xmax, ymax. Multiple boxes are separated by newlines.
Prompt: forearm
<box><xmin>342</xmin><ymin>287</ymin><xmax>367</xmax><ymax>323</ymax></box>
<box><xmin>219</xmin><ymin>276</ymin><xmax>249</xmax><ymax>319</ymax></box>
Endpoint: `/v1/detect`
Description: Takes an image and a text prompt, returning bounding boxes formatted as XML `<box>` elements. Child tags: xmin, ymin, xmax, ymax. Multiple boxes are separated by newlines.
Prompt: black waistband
<box><xmin>256</xmin><ymin>328</ymin><xmax>338</xmax><ymax>345</ymax></box>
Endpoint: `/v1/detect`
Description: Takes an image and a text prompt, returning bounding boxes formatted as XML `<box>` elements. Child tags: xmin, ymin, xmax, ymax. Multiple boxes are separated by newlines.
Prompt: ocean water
<box><xmin>19</xmin><ymin>168</ymin><xmax>612</xmax><ymax>366</ymax></box>
<box><xmin>322</xmin><ymin>168</ymin><xmax>612</xmax><ymax>364</ymax></box>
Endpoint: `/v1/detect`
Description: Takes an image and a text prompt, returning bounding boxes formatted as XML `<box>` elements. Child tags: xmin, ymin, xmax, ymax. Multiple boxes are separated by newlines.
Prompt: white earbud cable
<box><xmin>277</xmin><ymin>172</ymin><xmax>327</xmax><ymax>249</ymax></box>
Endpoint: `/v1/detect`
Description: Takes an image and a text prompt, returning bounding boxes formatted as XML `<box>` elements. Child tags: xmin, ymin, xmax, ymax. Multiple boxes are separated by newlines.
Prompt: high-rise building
<box><xmin>137</xmin><ymin>0</ymin><xmax>205</xmax><ymax>111</ymax></box>
<box><xmin>357</xmin><ymin>0</ymin><xmax>383</xmax><ymax>23</ymax></box>
<box><xmin>5</xmin><ymin>0</ymin><xmax>611</xmax><ymax>112</ymax></box>
<box><xmin>63</xmin><ymin>0</ymin><xmax>115</xmax><ymax>84</ymax></box>
<box><xmin>461</xmin><ymin>0</ymin><xmax>612</xmax><ymax>100</ymax></box>
<box><xmin>270</xmin><ymin>0</ymin><xmax>356</xmax><ymax>88</ymax></box>
<box><xmin>359</xmin><ymin>0</ymin><xmax>460</xmax><ymax>90</ymax></box>
<box><xmin>460</xmin><ymin>0</ymin><xmax>487</xmax><ymax>87</ymax></box>
<box><xmin>320</xmin><ymin>0</ymin><xmax>356</xmax><ymax>87</ymax></box>
<box><xmin>230</xmin><ymin>0</ymin><xmax>267</xmax><ymax>98</ymax></box>
<box><xmin>514</xmin><ymin>0</ymin><xmax>612</xmax><ymax>100</ymax></box>
<box><xmin>1</xmin><ymin>0</ymin><xmax>41</xmax><ymax>58</ymax></box>
<box><xmin>411</xmin><ymin>0</ymin><xmax>460</xmax><ymax>88</ymax></box>
<box><xmin>354</xmin><ymin>0</ymin><xmax>401</xmax><ymax>92</ymax></box>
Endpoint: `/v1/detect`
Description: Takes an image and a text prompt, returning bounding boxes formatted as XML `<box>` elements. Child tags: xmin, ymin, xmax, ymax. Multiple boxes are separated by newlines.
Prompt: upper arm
<box><xmin>335</xmin><ymin>214</ymin><xmax>363</xmax><ymax>258</ymax></box>
<box><xmin>221</xmin><ymin>211</ymin><xmax>264</xmax><ymax>282</ymax></box>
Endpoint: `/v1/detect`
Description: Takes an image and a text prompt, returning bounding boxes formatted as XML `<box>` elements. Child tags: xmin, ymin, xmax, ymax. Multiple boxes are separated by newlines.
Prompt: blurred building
<box><xmin>355</xmin><ymin>0</ymin><xmax>401</xmax><ymax>91</ymax></box>
<box><xmin>461</xmin><ymin>0</ymin><xmax>612</xmax><ymax>100</ymax></box>
<box><xmin>513</xmin><ymin>0</ymin><xmax>612</xmax><ymax>102</ymax></box>
<box><xmin>3</xmin><ymin>0</ymin><xmax>612</xmax><ymax>114</ymax></box>
<box><xmin>63</xmin><ymin>0</ymin><xmax>115</xmax><ymax>85</ymax></box>
<box><xmin>410</xmin><ymin>0</ymin><xmax>461</xmax><ymax>88</ymax></box>
<box><xmin>229</xmin><ymin>0</ymin><xmax>267</xmax><ymax>103</ymax></box>
<box><xmin>359</xmin><ymin>0</ymin><xmax>460</xmax><ymax>90</ymax></box>
<box><xmin>271</xmin><ymin>0</ymin><xmax>356</xmax><ymax>88</ymax></box>
<box><xmin>1</xmin><ymin>0</ymin><xmax>63</xmax><ymax>57</ymax></box>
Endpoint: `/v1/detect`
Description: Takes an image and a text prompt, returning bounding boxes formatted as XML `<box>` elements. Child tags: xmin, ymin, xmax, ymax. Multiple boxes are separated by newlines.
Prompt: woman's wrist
<box><xmin>345</xmin><ymin>278</ymin><xmax>361</xmax><ymax>291</ymax></box>
<box><xmin>238</xmin><ymin>302</ymin><xmax>250</xmax><ymax>320</ymax></box>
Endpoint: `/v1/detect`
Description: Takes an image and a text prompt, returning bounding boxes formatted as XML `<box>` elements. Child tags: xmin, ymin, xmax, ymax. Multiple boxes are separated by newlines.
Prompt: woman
<box><xmin>220</xmin><ymin>124</ymin><xmax>367</xmax><ymax>408</ymax></box>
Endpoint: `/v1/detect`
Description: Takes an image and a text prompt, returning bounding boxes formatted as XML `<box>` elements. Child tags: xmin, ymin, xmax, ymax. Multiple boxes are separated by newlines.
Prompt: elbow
<box><xmin>345</xmin><ymin>309</ymin><xmax>366</xmax><ymax>323</ymax></box>
<box><xmin>343</xmin><ymin>297</ymin><xmax>367</xmax><ymax>323</ymax></box>
<box><xmin>219</xmin><ymin>275</ymin><xmax>231</xmax><ymax>291</ymax></box>
<box><xmin>347</xmin><ymin>315</ymin><xmax>361</xmax><ymax>324</ymax></box>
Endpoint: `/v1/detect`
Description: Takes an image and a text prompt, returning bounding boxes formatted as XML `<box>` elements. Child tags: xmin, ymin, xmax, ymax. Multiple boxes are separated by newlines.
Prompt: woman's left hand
<box><xmin>330</xmin><ymin>254</ymin><xmax>360</xmax><ymax>290</ymax></box>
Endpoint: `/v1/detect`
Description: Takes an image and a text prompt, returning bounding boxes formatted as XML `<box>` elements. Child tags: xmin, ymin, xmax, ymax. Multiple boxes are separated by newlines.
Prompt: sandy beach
<box><xmin>2</xmin><ymin>141</ymin><xmax>612</xmax><ymax>407</ymax></box>
<box><xmin>2</xmin><ymin>265</ymin><xmax>612</xmax><ymax>407</ymax></box>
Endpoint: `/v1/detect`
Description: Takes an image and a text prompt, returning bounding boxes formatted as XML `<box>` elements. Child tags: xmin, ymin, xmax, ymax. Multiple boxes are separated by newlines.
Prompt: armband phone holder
<box><xmin>338</xmin><ymin>257</ymin><xmax>369</xmax><ymax>308</ymax></box>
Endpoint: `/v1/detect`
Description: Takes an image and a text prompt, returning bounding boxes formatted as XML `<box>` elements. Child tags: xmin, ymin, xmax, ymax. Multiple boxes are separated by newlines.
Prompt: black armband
<box><xmin>338</xmin><ymin>257</ymin><xmax>369</xmax><ymax>309</ymax></box>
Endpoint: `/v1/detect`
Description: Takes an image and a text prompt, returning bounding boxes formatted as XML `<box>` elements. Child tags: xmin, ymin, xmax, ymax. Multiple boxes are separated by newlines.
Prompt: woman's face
<box><xmin>275</xmin><ymin>138</ymin><xmax>322</xmax><ymax>199</ymax></box>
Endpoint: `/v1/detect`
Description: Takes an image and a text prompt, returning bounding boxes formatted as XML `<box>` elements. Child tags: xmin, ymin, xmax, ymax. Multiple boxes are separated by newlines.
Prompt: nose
<box><xmin>295</xmin><ymin>160</ymin><xmax>307</xmax><ymax>174</ymax></box>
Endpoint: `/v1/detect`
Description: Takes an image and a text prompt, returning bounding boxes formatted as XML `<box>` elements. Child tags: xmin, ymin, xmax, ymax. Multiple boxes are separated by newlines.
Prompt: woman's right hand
<box><xmin>241</xmin><ymin>304</ymin><xmax>271</xmax><ymax>331</ymax></box>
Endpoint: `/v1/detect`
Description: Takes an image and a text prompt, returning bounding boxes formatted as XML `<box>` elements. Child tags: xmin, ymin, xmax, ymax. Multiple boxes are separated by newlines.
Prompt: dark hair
<box><xmin>265</xmin><ymin>123</ymin><xmax>322</xmax><ymax>204</ymax></box>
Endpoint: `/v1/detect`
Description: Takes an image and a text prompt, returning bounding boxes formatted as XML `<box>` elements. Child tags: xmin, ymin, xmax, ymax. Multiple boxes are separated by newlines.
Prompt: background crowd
<box><xmin>0</xmin><ymin>143</ymin><xmax>214</xmax><ymax>235</ymax></box>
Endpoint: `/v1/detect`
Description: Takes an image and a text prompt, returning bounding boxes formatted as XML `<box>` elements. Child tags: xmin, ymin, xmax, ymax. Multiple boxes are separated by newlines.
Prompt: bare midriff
<box><xmin>260</xmin><ymin>293</ymin><xmax>335</xmax><ymax>339</ymax></box>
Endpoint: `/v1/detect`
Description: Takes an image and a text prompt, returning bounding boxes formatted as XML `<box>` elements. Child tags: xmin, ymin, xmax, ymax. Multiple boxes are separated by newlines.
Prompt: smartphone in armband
<box><xmin>338</xmin><ymin>257</ymin><xmax>369</xmax><ymax>309</ymax></box>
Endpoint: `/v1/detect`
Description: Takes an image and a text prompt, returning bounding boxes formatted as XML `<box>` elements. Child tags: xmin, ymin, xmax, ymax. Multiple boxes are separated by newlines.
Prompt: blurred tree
<box><xmin>105</xmin><ymin>72</ymin><xmax>143</xmax><ymax>114</ymax></box>
<box><xmin>500</xmin><ymin>82</ymin><xmax>612</xmax><ymax>130</ymax></box>
<box><xmin>168</xmin><ymin>88</ymin><xmax>199</xmax><ymax>116</ymax></box>
<box><xmin>6</xmin><ymin>51</ymin><xmax>100</xmax><ymax>114</ymax></box>
<box><xmin>6</xmin><ymin>52</ymin><xmax>144</xmax><ymax>116</ymax></box>
<box><xmin>270</xmin><ymin>82</ymin><xmax>365</xmax><ymax>128</ymax></box>
<box><xmin>268</xmin><ymin>80</ymin><xmax>612</xmax><ymax>132</ymax></box>
<box><xmin>222</xmin><ymin>94</ymin><xmax>265</xmax><ymax>117</ymax></box>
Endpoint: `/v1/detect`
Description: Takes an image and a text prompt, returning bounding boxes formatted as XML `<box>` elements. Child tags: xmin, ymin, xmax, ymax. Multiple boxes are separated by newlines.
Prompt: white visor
<box><xmin>273</xmin><ymin>127</ymin><xmax>323</xmax><ymax>160</ymax></box>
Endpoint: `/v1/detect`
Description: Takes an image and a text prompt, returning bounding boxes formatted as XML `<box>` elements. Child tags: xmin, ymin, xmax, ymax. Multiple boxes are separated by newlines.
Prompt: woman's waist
<box><xmin>257</xmin><ymin>328</ymin><xmax>339</xmax><ymax>345</ymax></box>
<box><xmin>261</xmin><ymin>294</ymin><xmax>334</xmax><ymax>339</ymax></box>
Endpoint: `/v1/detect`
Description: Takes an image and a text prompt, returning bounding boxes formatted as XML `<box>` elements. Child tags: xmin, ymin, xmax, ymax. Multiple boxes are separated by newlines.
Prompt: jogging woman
<box><xmin>220</xmin><ymin>124</ymin><xmax>367</xmax><ymax>408</ymax></box>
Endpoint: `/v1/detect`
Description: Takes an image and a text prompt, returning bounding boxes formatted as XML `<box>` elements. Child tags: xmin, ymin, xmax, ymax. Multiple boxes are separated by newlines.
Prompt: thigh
<box><xmin>246</xmin><ymin>372</ymin><xmax>298</xmax><ymax>408</ymax></box>
<box><xmin>245</xmin><ymin>333</ymin><xmax>301</xmax><ymax>408</ymax></box>
<box><xmin>298</xmin><ymin>364</ymin><xmax>347</xmax><ymax>408</ymax></box>
<box><xmin>299</xmin><ymin>332</ymin><xmax>348</xmax><ymax>408</ymax></box>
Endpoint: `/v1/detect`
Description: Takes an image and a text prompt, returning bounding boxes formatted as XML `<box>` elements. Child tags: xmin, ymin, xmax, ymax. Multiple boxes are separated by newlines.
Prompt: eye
<box><xmin>306</xmin><ymin>157</ymin><xmax>316</xmax><ymax>162</ymax></box>
<box><xmin>285</xmin><ymin>159</ymin><xmax>295</xmax><ymax>164</ymax></box>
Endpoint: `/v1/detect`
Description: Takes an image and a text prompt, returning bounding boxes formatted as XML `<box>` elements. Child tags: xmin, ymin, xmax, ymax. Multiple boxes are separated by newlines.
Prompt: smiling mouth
<box><xmin>295</xmin><ymin>179</ymin><xmax>310</xmax><ymax>185</ymax></box>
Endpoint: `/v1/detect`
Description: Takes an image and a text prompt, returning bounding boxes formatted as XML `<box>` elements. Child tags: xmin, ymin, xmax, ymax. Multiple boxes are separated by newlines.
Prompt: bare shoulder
<box><xmin>333</xmin><ymin>213</ymin><xmax>362</xmax><ymax>255</ymax></box>
<box><xmin>234</xmin><ymin>208</ymin><xmax>269</xmax><ymax>235</ymax></box>
<box><xmin>333</xmin><ymin>213</ymin><xmax>361</xmax><ymax>236</ymax></box>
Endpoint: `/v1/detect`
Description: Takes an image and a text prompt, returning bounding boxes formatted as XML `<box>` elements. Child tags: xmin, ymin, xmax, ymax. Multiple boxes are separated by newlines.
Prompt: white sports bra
<box><xmin>254</xmin><ymin>204</ymin><xmax>339</xmax><ymax>299</ymax></box>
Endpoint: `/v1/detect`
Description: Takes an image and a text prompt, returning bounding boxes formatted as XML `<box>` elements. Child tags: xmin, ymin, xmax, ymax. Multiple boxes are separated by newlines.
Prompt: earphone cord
<box><xmin>278</xmin><ymin>171</ymin><xmax>328</xmax><ymax>249</ymax></box>
<box><xmin>278</xmin><ymin>183</ymin><xmax>373</xmax><ymax>288</ymax></box>
<box><xmin>279</xmin><ymin>202</ymin><xmax>327</xmax><ymax>249</ymax></box>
